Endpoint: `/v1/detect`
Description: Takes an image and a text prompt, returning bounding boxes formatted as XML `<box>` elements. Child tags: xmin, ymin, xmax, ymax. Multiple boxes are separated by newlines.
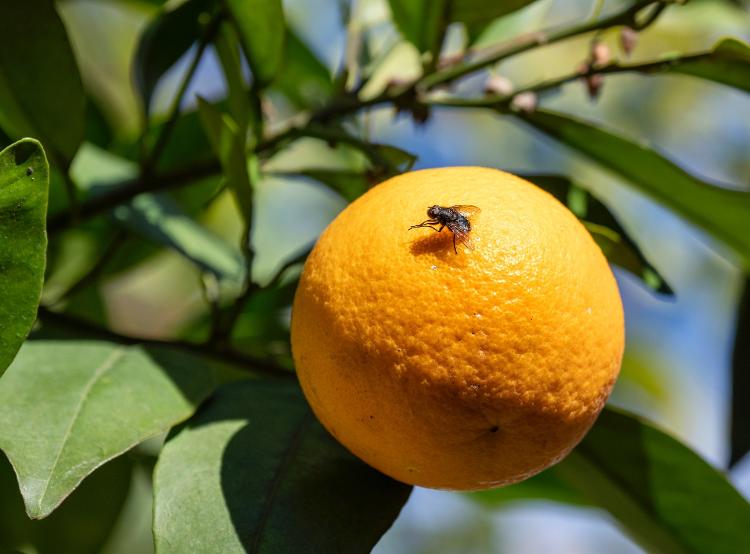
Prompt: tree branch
<box><xmin>36</xmin><ymin>307</ymin><xmax>295</xmax><ymax>380</ymax></box>
<box><xmin>424</xmin><ymin>53</ymin><xmax>709</xmax><ymax>111</ymax></box>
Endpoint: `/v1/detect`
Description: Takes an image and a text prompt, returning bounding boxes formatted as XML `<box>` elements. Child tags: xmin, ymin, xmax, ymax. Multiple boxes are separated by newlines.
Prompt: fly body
<box><xmin>409</xmin><ymin>204</ymin><xmax>480</xmax><ymax>254</ymax></box>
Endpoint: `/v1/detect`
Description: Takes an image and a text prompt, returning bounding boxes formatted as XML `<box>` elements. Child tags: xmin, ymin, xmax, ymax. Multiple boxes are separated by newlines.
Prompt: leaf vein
<box><xmin>35</xmin><ymin>345</ymin><xmax>129</xmax><ymax>511</ymax></box>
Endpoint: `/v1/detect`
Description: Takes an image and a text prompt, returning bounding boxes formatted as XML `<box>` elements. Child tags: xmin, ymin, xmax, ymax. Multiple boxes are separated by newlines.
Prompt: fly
<box><xmin>409</xmin><ymin>204</ymin><xmax>481</xmax><ymax>254</ymax></box>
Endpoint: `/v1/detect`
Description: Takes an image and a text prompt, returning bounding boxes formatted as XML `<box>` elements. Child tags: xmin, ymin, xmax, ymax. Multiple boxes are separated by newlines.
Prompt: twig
<box><xmin>36</xmin><ymin>307</ymin><xmax>295</xmax><ymax>379</ymax></box>
<box><xmin>424</xmin><ymin>53</ymin><xmax>709</xmax><ymax>111</ymax></box>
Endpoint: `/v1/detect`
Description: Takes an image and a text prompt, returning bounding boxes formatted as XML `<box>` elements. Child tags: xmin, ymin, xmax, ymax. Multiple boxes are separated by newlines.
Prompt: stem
<box><xmin>36</xmin><ymin>307</ymin><xmax>294</xmax><ymax>379</ymax></box>
<box><xmin>47</xmin><ymin>159</ymin><xmax>221</xmax><ymax>234</ymax></box>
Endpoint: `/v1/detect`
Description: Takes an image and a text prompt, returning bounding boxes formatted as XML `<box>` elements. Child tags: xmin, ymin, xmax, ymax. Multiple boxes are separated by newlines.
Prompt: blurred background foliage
<box><xmin>1</xmin><ymin>0</ymin><xmax>750</xmax><ymax>552</ymax></box>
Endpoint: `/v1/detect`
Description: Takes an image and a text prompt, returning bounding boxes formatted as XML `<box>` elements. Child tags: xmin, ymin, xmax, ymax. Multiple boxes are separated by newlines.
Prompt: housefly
<box><xmin>409</xmin><ymin>205</ymin><xmax>481</xmax><ymax>254</ymax></box>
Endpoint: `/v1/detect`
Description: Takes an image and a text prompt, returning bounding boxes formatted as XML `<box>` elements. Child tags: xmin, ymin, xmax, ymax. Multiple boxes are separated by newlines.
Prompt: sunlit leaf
<box><xmin>0</xmin><ymin>340</ymin><xmax>216</xmax><ymax>518</ymax></box>
<box><xmin>223</xmin><ymin>0</ymin><xmax>285</xmax><ymax>88</ymax></box>
<box><xmin>197</xmin><ymin>97</ymin><xmax>253</xmax><ymax>222</ymax></box>
<box><xmin>134</xmin><ymin>0</ymin><xmax>213</xmax><ymax>115</ymax></box>
<box><xmin>153</xmin><ymin>381</ymin><xmax>411</xmax><ymax>553</ymax></box>
<box><xmin>0</xmin><ymin>0</ymin><xmax>85</xmax><ymax>161</ymax></box>
<box><xmin>214</xmin><ymin>23</ymin><xmax>254</xmax><ymax>129</ymax></box>
<box><xmin>519</xmin><ymin>110</ymin><xmax>750</xmax><ymax>267</ymax></box>
<box><xmin>0</xmin><ymin>139</ymin><xmax>48</xmax><ymax>375</ymax></box>
<box><xmin>662</xmin><ymin>38</ymin><xmax>750</xmax><ymax>94</ymax></box>
<box><xmin>731</xmin><ymin>277</ymin><xmax>750</xmax><ymax>467</ymax></box>
<box><xmin>556</xmin><ymin>407</ymin><xmax>750</xmax><ymax>553</ymax></box>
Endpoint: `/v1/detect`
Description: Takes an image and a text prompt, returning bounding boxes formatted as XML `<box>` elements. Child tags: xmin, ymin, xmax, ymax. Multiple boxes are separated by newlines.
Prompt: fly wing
<box><xmin>451</xmin><ymin>205</ymin><xmax>481</xmax><ymax>219</ymax></box>
<box><xmin>453</xmin><ymin>227</ymin><xmax>475</xmax><ymax>250</ymax></box>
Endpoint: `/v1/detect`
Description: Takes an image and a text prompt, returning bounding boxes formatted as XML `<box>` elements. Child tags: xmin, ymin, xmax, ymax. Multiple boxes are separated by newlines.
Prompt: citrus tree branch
<box><xmin>425</xmin><ymin>54</ymin><xmax>708</xmax><ymax>110</ymax></box>
<box><xmin>36</xmin><ymin>306</ymin><xmax>295</xmax><ymax>379</ymax></box>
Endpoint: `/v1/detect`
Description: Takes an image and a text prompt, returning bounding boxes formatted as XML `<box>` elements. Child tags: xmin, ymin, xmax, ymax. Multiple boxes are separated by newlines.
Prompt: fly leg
<box><xmin>452</xmin><ymin>233</ymin><xmax>457</xmax><ymax>254</ymax></box>
<box><xmin>409</xmin><ymin>219</ymin><xmax>442</xmax><ymax>232</ymax></box>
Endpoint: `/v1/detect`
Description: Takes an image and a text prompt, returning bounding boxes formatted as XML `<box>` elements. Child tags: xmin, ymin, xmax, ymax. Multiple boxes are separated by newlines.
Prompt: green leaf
<box><xmin>113</xmin><ymin>193</ymin><xmax>246</xmax><ymax>290</ymax></box>
<box><xmin>0</xmin><ymin>340</ymin><xmax>216</xmax><ymax>519</ymax></box>
<box><xmin>521</xmin><ymin>174</ymin><xmax>672</xmax><ymax>295</ymax></box>
<box><xmin>555</xmin><ymin>407</ymin><xmax>750</xmax><ymax>554</ymax></box>
<box><xmin>222</xmin><ymin>0</ymin><xmax>285</xmax><ymax>88</ymax></box>
<box><xmin>145</xmin><ymin>107</ymin><xmax>217</xmax><ymax>173</ymax></box>
<box><xmin>133</xmin><ymin>0</ymin><xmax>213</xmax><ymax>115</ymax></box>
<box><xmin>731</xmin><ymin>277</ymin><xmax>750</xmax><ymax>466</ymax></box>
<box><xmin>450</xmin><ymin>0</ymin><xmax>539</xmax><ymax>25</ymax></box>
<box><xmin>0</xmin><ymin>0</ymin><xmax>85</xmax><ymax>161</ymax></box>
<box><xmin>373</xmin><ymin>143</ymin><xmax>418</xmax><ymax>174</ymax></box>
<box><xmin>666</xmin><ymin>38</ymin><xmax>750</xmax><ymax>94</ymax></box>
<box><xmin>296</xmin><ymin>169</ymin><xmax>369</xmax><ymax>202</ymax></box>
<box><xmin>215</xmin><ymin>23</ymin><xmax>254</xmax><ymax>129</ymax></box>
<box><xmin>0</xmin><ymin>453</ymin><xmax>132</xmax><ymax>554</ymax></box>
<box><xmin>468</xmin><ymin>467</ymin><xmax>588</xmax><ymax>508</ymax></box>
<box><xmin>273</xmin><ymin>31</ymin><xmax>333</xmax><ymax>109</ymax></box>
<box><xmin>387</xmin><ymin>0</ymin><xmax>448</xmax><ymax>56</ymax></box>
<box><xmin>0</xmin><ymin>139</ymin><xmax>48</xmax><ymax>375</ymax></box>
<box><xmin>197</xmin><ymin>97</ymin><xmax>253</xmax><ymax>221</ymax></box>
<box><xmin>518</xmin><ymin>110</ymin><xmax>750</xmax><ymax>267</ymax></box>
<box><xmin>153</xmin><ymin>381</ymin><xmax>412</xmax><ymax>553</ymax></box>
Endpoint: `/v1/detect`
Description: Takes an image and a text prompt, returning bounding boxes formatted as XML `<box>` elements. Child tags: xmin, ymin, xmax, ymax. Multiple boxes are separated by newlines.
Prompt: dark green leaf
<box><xmin>273</xmin><ymin>31</ymin><xmax>334</xmax><ymax>109</ymax></box>
<box><xmin>0</xmin><ymin>340</ymin><xmax>216</xmax><ymax>518</ymax></box>
<box><xmin>387</xmin><ymin>0</ymin><xmax>448</xmax><ymax>56</ymax></box>
<box><xmin>223</xmin><ymin>0</ymin><xmax>285</xmax><ymax>88</ymax></box>
<box><xmin>556</xmin><ymin>407</ymin><xmax>750</xmax><ymax>553</ymax></box>
<box><xmin>197</xmin><ymin>97</ymin><xmax>253</xmax><ymax>221</ymax></box>
<box><xmin>134</xmin><ymin>0</ymin><xmax>213</xmax><ymax>115</ymax></box>
<box><xmin>84</xmin><ymin>97</ymin><xmax>115</xmax><ymax>151</ymax></box>
<box><xmin>113</xmin><ymin>193</ymin><xmax>246</xmax><ymax>290</ymax></box>
<box><xmin>0</xmin><ymin>139</ymin><xmax>48</xmax><ymax>375</ymax></box>
<box><xmin>666</xmin><ymin>38</ymin><xmax>750</xmax><ymax>94</ymax></box>
<box><xmin>0</xmin><ymin>453</ymin><xmax>132</xmax><ymax>554</ymax></box>
<box><xmin>295</xmin><ymin>169</ymin><xmax>369</xmax><ymax>202</ymax></box>
<box><xmin>147</xmin><ymin>108</ymin><xmax>217</xmax><ymax>173</ymax></box>
<box><xmin>451</xmin><ymin>0</ymin><xmax>539</xmax><ymax>25</ymax></box>
<box><xmin>153</xmin><ymin>381</ymin><xmax>412</xmax><ymax>553</ymax></box>
<box><xmin>521</xmin><ymin>174</ymin><xmax>672</xmax><ymax>295</ymax></box>
<box><xmin>518</xmin><ymin>110</ymin><xmax>750</xmax><ymax>267</ymax></box>
<box><xmin>0</xmin><ymin>0</ymin><xmax>85</xmax><ymax>162</ymax></box>
<box><xmin>373</xmin><ymin>143</ymin><xmax>418</xmax><ymax>173</ymax></box>
<box><xmin>731</xmin><ymin>277</ymin><xmax>750</xmax><ymax>466</ymax></box>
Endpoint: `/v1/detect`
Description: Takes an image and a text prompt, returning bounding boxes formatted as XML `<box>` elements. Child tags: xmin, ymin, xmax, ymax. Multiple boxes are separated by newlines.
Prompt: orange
<box><xmin>291</xmin><ymin>166</ymin><xmax>624</xmax><ymax>490</ymax></box>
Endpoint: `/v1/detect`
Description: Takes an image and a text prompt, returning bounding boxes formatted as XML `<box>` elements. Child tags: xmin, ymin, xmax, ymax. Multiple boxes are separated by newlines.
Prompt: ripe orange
<box><xmin>291</xmin><ymin>166</ymin><xmax>624</xmax><ymax>490</ymax></box>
